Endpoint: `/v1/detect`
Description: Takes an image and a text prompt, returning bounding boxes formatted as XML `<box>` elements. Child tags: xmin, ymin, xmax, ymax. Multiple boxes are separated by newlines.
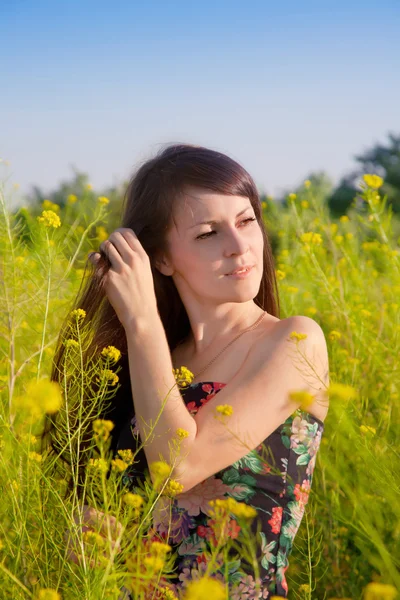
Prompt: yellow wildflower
<box><xmin>275</xmin><ymin>269</ymin><xmax>286</xmax><ymax>280</ymax></box>
<box><xmin>144</xmin><ymin>555</ymin><xmax>165</xmax><ymax>571</ymax></box>
<box><xmin>64</xmin><ymin>338</ymin><xmax>80</xmax><ymax>349</ymax></box>
<box><xmin>97</xmin><ymin>369</ymin><xmax>119</xmax><ymax>386</ymax></box>
<box><xmin>42</xmin><ymin>199</ymin><xmax>60</xmax><ymax>212</ymax></box>
<box><xmin>261</xmin><ymin>201</ymin><xmax>267</xmax><ymax>209</ymax></box>
<box><xmin>82</xmin><ymin>530</ymin><xmax>105</xmax><ymax>548</ymax></box>
<box><xmin>150</xmin><ymin>541</ymin><xmax>172</xmax><ymax>556</ymax></box>
<box><xmin>86</xmin><ymin>183</ymin><xmax>93</xmax><ymax>190</ymax></box>
<box><xmin>286</xmin><ymin>286</ymin><xmax>299</xmax><ymax>294</ymax></box>
<box><xmin>88</xmin><ymin>458</ymin><xmax>109</xmax><ymax>473</ymax></box>
<box><xmin>288</xmin><ymin>193</ymin><xmax>297</xmax><ymax>201</ymax></box>
<box><xmin>0</xmin><ymin>539</ymin><xmax>3</xmax><ymax>551</ymax></box>
<box><xmin>289</xmin><ymin>331</ymin><xmax>308</xmax><ymax>342</ymax></box>
<box><xmin>329</xmin><ymin>330</ymin><xmax>341</xmax><ymax>341</ymax></box>
<box><xmin>340</xmin><ymin>215</ymin><xmax>349</xmax><ymax>223</ymax></box>
<box><xmin>215</xmin><ymin>404</ymin><xmax>233</xmax><ymax>417</ymax></box>
<box><xmin>101</xmin><ymin>345</ymin><xmax>121</xmax><ymax>363</ymax></box>
<box><xmin>96</xmin><ymin>225</ymin><xmax>108</xmax><ymax>241</ymax></box>
<box><xmin>160</xmin><ymin>588</ymin><xmax>179</xmax><ymax>600</ymax></box>
<box><xmin>123</xmin><ymin>493</ymin><xmax>144</xmax><ymax>508</ymax></box>
<box><xmin>173</xmin><ymin>366</ymin><xmax>194</xmax><ymax>388</ymax></box>
<box><xmin>182</xmin><ymin>576</ymin><xmax>227</xmax><ymax>600</ymax></box>
<box><xmin>93</xmin><ymin>419</ymin><xmax>115</xmax><ymax>441</ymax></box>
<box><xmin>304</xmin><ymin>180</ymin><xmax>311</xmax><ymax>189</ymax></box>
<box><xmin>149</xmin><ymin>460</ymin><xmax>172</xmax><ymax>482</ymax></box>
<box><xmin>363</xmin><ymin>582</ymin><xmax>398</xmax><ymax>600</ymax></box>
<box><xmin>301</xmin><ymin>200</ymin><xmax>309</xmax><ymax>209</ymax></box>
<box><xmin>70</xmin><ymin>308</ymin><xmax>86</xmax><ymax>322</ymax></box>
<box><xmin>111</xmin><ymin>458</ymin><xmax>129</xmax><ymax>472</ymax></box>
<box><xmin>362</xmin><ymin>174</ymin><xmax>384</xmax><ymax>189</ymax></box>
<box><xmin>334</xmin><ymin>235</ymin><xmax>344</xmax><ymax>244</ymax></box>
<box><xmin>300</xmin><ymin>232</ymin><xmax>323</xmax><ymax>246</ymax></box>
<box><xmin>163</xmin><ymin>479</ymin><xmax>184</xmax><ymax>496</ymax></box>
<box><xmin>289</xmin><ymin>390</ymin><xmax>315</xmax><ymax>409</ymax></box>
<box><xmin>360</xmin><ymin>425</ymin><xmax>376</xmax><ymax>436</ymax></box>
<box><xmin>37</xmin><ymin>590</ymin><xmax>62</xmax><ymax>600</ymax></box>
<box><xmin>176</xmin><ymin>427</ymin><xmax>189</xmax><ymax>439</ymax></box>
<box><xmin>28</xmin><ymin>451</ymin><xmax>42</xmax><ymax>462</ymax></box>
<box><xmin>117</xmin><ymin>448</ymin><xmax>134</xmax><ymax>464</ymax></box>
<box><xmin>345</xmin><ymin>232</ymin><xmax>353</xmax><ymax>240</ymax></box>
<box><xmin>13</xmin><ymin>378</ymin><xmax>62</xmax><ymax>417</ymax></box>
<box><xmin>209</xmin><ymin>497</ymin><xmax>257</xmax><ymax>521</ymax></box>
<box><xmin>37</xmin><ymin>210</ymin><xmax>61</xmax><ymax>228</ymax></box>
<box><xmin>327</xmin><ymin>382</ymin><xmax>358</xmax><ymax>400</ymax></box>
<box><xmin>97</xmin><ymin>196</ymin><xmax>110</xmax><ymax>205</ymax></box>
<box><xmin>67</xmin><ymin>194</ymin><xmax>78</xmax><ymax>204</ymax></box>
<box><xmin>15</xmin><ymin>256</ymin><xmax>25</xmax><ymax>264</ymax></box>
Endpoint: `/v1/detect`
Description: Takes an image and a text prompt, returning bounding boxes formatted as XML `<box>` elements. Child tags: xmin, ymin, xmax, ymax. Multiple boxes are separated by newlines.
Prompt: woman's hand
<box><xmin>64</xmin><ymin>504</ymin><xmax>124</xmax><ymax>568</ymax></box>
<box><xmin>89</xmin><ymin>228</ymin><xmax>159</xmax><ymax>330</ymax></box>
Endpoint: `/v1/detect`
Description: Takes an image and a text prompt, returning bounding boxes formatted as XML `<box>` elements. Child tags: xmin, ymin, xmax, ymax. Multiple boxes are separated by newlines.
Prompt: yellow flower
<box><xmin>289</xmin><ymin>331</ymin><xmax>308</xmax><ymax>342</ymax></box>
<box><xmin>345</xmin><ymin>232</ymin><xmax>353</xmax><ymax>240</ymax></box>
<box><xmin>360</xmin><ymin>425</ymin><xmax>376</xmax><ymax>436</ymax></box>
<box><xmin>329</xmin><ymin>330</ymin><xmax>341</xmax><ymax>341</ymax></box>
<box><xmin>300</xmin><ymin>232</ymin><xmax>323</xmax><ymax>246</ymax></box>
<box><xmin>160</xmin><ymin>588</ymin><xmax>179</xmax><ymax>600</ymax></box>
<box><xmin>304</xmin><ymin>180</ymin><xmax>311</xmax><ymax>189</ymax></box>
<box><xmin>340</xmin><ymin>215</ymin><xmax>349</xmax><ymax>223</ymax></box>
<box><xmin>64</xmin><ymin>338</ymin><xmax>80</xmax><ymax>349</ymax></box>
<box><xmin>82</xmin><ymin>530</ymin><xmax>106</xmax><ymax>548</ymax></box>
<box><xmin>70</xmin><ymin>308</ymin><xmax>86</xmax><ymax>322</ymax></box>
<box><xmin>288</xmin><ymin>193</ymin><xmax>297</xmax><ymax>201</ymax></box>
<box><xmin>28</xmin><ymin>451</ymin><xmax>42</xmax><ymax>462</ymax></box>
<box><xmin>362</xmin><ymin>174</ymin><xmax>384</xmax><ymax>189</ymax></box>
<box><xmin>144</xmin><ymin>555</ymin><xmax>165</xmax><ymax>571</ymax></box>
<box><xmin>149</xmin><ymin>460</ymin><xmax>172</xmax><ymax>482</ymax></box>
<box><xmin>88</xmin><ymin>458</ymin><xmax>109</xmax><ymax>473</ymax></box>
<box><xmin>117</xmin><ymin>449</ymin><xmax>134</xmax><ymax>464</ymax></box>
<box><xmin>150</xmin><ymin>541</ymin><xmax>172</xmax><ymax>556</ymax></box>
<box><xmin>209</xmin><ymin>497</ymin><xmax>257</xmax><ymax>521</ymax></box>
<box><xmin>86</xmin><ymin>183</ymin><xmax>93</xmax><ymax>190</ymax></box>
<box><xmin>123</xmin><ymin>493</ymin><xmax>144</xmax><ymax>508</ymax></box>
<box><xmin>37</xmin><ymin>590</ymin><xmax>62</xmax><ymax>600</ymax></box>
<box><xmin>37</xmin><ymin>210</ymin><xmax>61</xmax><ymax>228</ymax></box>
<box><xmin>173</xmin><ymin>366</ymin><xmax>194</xmax><ymax>388</ymax></box>
<box><xmin>183</xmin><ymin>577</ymin><xmax>227</xmax><ymax>600</ymax></box>
<box><xmin>13</xmin><ymin>379</ymin><xmax>62</xmax><ymax>417</ymax></box>
<box><xmin>163</xmin><ymin>479</ymin><xmax>184</xmax><ymax>496</ymax></box>
<box><xmin>327</xmin><ymin>382</ymin><xmax>358</xmax><ymax>400</ymax></box>
<box><xmin>289</xmin><ymin>390</ymin><xmax>315</xmax><ymax>409</ymax></box>
<box><xmin>215</xmin><ymin>404</ymin><xmax>233</xmax><ymax>417</ymax></box>
<box><xmin>176</xmin><ymin>427</ymin><xmax>190</xmax><ymax>439</ymax></box>
<box><xmin>111</xmin><ymin>458</ymin><xmax>129</xmax><ymax>472</ymax></box>
<box><xmin>97</xmin><ymin>196</ymin><xmax>110</xmax><ymax>205</ymax></box>
<box><xmin>363</xmin><ymin>582</ymin><xmax>398</xmax><ymax>600</ymax></box>
<box><xmin>275</xmin><ymin>269</ymin><xmax>286</xmax><ymax>280</ymax></box>
<box><xmin>67</xmin><ymin>194</ymin><xmax>78</xmax><ymax>204</ymax></box>
<box><xmin>0</xmin><ymin>539</ymin><xmax>4</xmax><ymax>551</ymax></box>
<box><xmin>97</xmin><ymin>369</ymin><xmax>119</xmax><ymax>386</ymax></box>
<box><xmin>42</xmin><ymin>199</ymin><xmax>60</xmax><ymax>212</ymax></box>
<box><xmin>96</xmin><ymin>225</ymin><xmax>108</xmax><ymax>241</ymax></box>
<box><xmin>93</xmin><ymin>419</ymin><xmax>115</xmax><ymax>441</ymax></box>
<box><xmin>286</xmin><ymin>286</ymin><xmax>298</xmax><ymax>294</ymax></box>
<box><xmin>334</xmin><ymin>234</ymin><xmax>344</xmax><ymax>245</ymax></box>
<box><xmin>301</xmin><ymin>200</ymin><xmax>309</xmax><ymax>209</ymax></box>
<box><xmin>261</xmin><ymin>201</ymin><xmax>267</xmax><ymax>209</ymax></box>
<box><xmin>101</xmin><ymin>345</ymin><xmax>121</xmax><ymax>363</ymax></box>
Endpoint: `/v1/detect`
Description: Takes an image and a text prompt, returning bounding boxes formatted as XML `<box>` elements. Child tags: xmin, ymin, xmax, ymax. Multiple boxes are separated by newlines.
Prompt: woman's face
<box><xmin>160</xmin><ymin>186</ymin><xmax>264</xmax><ymax>306</ymax></box>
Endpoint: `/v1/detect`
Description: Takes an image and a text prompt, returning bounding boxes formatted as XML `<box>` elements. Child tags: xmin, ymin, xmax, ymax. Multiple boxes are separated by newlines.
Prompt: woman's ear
<box><xmin>154</xmin><ymin>253</ymin><xmax>174</xmax><ymax>276</ymax></box>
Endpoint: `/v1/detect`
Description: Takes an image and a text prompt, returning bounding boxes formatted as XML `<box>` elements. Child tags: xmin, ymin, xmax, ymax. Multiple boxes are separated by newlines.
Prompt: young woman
<box><xmin>44</xmin><ymin>143</ymin><xmax>330</xmax><ymax>598</ymax></box>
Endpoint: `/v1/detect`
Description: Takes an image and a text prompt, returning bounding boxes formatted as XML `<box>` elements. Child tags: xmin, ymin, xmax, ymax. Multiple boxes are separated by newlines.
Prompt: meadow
<box><xmin>0</xmin><ymin>175</ymin><xmax>399</xmax><ymax>600</ymax></box>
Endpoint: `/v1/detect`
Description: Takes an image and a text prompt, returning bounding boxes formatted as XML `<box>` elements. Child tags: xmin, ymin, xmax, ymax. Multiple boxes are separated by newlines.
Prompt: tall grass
<box><xmin>0</xmin><ymin>176</ymin><xmax>398</xmax><ymax>599</ymax></box>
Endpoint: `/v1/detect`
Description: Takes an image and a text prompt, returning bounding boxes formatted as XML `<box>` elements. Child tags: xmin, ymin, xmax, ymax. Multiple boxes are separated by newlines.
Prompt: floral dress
<box><xmin>116</xmin><ymin>381</ymin><xmax>325</xmax><ymax>599</ymax></box>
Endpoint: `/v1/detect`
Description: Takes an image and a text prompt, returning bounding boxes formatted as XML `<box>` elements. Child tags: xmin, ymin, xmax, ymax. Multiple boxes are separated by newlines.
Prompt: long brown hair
<box><xmin>41</xmin><ymin>142</ymin><xmax>281</xmax><ymax>499</ymax></box>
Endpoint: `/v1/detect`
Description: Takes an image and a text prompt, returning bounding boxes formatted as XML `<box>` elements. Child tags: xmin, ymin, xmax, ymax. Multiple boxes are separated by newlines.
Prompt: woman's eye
<box><xmin>196</xmin><ymin>217</ymin><xmax>256</xmax><ymax>240</ymax></box>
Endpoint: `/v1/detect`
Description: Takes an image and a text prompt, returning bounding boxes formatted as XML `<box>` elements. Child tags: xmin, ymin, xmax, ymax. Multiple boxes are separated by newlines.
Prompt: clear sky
<box><xmin>1</xmin><ymin>0</ymin><xmax>399</xmax><ymax>203</ymax></box>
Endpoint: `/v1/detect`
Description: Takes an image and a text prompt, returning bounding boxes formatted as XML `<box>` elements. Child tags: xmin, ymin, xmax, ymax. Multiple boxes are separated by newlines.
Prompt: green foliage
<box><xmin>0</xmin><ymin>175</ymin><xmax>399</xmax><ymax>599</ymax></box>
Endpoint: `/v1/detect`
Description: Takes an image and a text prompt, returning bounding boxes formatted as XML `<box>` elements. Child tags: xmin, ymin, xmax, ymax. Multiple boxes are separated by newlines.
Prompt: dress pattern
<box><xmin>116</xmin><ymin>381</ymin><xmax>325</xmax><ymax>599</ymax></box>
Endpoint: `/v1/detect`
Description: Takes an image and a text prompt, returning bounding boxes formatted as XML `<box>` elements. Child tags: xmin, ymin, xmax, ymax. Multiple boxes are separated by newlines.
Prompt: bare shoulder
<box><xmin>248</xmin><ymin>314</ymin><xmax>330</xmax><ymax>423</ymax></box>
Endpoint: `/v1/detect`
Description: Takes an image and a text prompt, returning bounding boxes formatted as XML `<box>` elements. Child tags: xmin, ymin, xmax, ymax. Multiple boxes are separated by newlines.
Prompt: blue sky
<box><xmin>1</xmin><ymin>0</ymin><xmax>399</xmax><ymax>204</ymax></box>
